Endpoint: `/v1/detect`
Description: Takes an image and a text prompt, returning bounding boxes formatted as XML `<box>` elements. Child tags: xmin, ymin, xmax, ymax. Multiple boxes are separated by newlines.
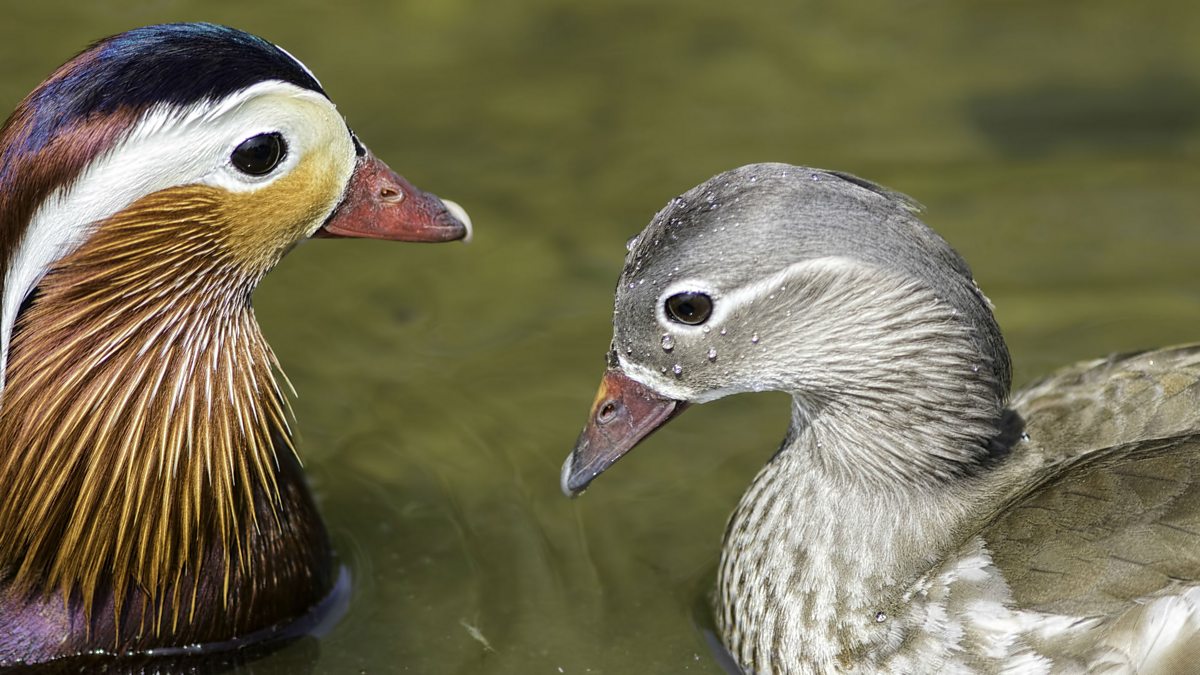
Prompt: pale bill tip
<box><xmin>560</xmin><ymin>453</ymin><xmax>585</xmax><ymax>498</ymax></box>
<box><xmin>442</xmin><ymin>199</ymin><xmax>473</xmax><ymax>243</ymax></box>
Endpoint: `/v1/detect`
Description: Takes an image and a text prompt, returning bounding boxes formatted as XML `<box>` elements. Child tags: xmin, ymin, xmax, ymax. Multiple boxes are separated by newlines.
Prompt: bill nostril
<box><xmin>379</xmin><ymin>186</ymin><xmax>404</xmax><ymax>202</ymax></box>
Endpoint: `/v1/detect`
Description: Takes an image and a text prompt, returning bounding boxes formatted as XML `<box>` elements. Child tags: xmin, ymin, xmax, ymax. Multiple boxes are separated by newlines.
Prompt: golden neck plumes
<box><xmin>0</xmin><ymin>186</ymin><xmax>304</xmax><ymax>636</ymax></box>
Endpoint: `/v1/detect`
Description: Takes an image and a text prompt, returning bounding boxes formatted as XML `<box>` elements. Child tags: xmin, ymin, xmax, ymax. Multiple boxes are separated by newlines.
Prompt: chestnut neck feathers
<box><xmin>0</xmin><ymin>185</ymin><xmax>328</xmax><ymax>643</ymax></box>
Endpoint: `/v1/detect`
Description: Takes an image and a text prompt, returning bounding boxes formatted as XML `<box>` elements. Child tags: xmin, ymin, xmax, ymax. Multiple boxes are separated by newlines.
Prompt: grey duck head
<box><xmin>563</xmin><ymin>163</ymin><xmax>1012</xmax><ymax>495</ymax></box>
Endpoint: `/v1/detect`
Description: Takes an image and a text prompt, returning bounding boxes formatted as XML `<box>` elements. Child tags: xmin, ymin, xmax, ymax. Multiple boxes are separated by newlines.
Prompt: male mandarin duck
<box><xmin>0</xmin><ymin>23</ymin><xmax>469</xmax><ymax>667</ymax></box>
<box><xmin>564</xmin><ymin>164</ymin><xmax>1200</xmax><ymax>674</ymax></box>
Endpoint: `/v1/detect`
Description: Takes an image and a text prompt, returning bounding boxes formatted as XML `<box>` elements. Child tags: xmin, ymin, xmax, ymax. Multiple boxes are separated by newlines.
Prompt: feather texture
<box><xmin>570</xmin><ymin>164</ymin><xmax>1200</xmax><ymax>673</ymax></box>
<box><xmin>0</xmin><ymin>184</ymin><xmax>329</xmax><ymax>650</ymax></box>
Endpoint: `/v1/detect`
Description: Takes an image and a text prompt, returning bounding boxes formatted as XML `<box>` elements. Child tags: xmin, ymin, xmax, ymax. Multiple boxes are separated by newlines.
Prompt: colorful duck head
<box><xmin>0</xmin><ymin>23</ymin><xmax>469</xmax><ymax>667</ymax></box>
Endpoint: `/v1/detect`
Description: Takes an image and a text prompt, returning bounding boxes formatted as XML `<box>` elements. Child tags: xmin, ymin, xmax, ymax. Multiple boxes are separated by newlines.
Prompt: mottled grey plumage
<box><xmin>613</xmin><ymin>163</ymin><xmax>1009</xmax><ymax>410</ymax></box>
<box><xmin>565</xmin><ymin>163</ymin><xmax>1200</xmax><ymax>674</ymax></box>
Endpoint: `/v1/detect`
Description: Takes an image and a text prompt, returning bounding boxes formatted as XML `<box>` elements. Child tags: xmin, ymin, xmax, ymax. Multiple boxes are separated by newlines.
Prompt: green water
<box><xmin>2</xmin><ymin>1</ymin><xmax>1200</xmax><ymax>673</ymax></box>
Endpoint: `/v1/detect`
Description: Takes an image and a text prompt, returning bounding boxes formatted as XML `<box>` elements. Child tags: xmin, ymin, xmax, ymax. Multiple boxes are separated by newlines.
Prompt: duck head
<box><xmin>0</xmin><ymin>23</ymin><xmax>468</xmax><ymax>665</ymax></box>
<box><xmin>563</xmin><ymin>163</ymin><xmax>1011</xmax><ymax>495</ymax></box>
<box><xmin>0</xmin><ymin>23</ymin><xmax>469</xmax><ymax>384</ymax></box>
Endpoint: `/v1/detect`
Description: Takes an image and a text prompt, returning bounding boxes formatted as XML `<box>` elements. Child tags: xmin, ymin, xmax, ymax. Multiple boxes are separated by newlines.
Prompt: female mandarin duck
<box><xmin>564</xmin><ymin>164</ymin><xmax>1200</xmax><ymax>674</ymax></box>
<box><xmin>0</xmin><ymin>23</ymin><xmax>469</xmax><ymax>667</ymax></box>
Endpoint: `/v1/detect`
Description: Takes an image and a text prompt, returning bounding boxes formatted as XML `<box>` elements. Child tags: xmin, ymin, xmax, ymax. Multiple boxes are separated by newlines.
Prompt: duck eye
<box><xmin>665</xmin><ymin>292</ymin><xmax>713</xmax><ymax>325</ymax></box>
<box><xmin>231</xmin><ymin>132</ymin><xmax>286</xmax><ymax>176</ymax></box>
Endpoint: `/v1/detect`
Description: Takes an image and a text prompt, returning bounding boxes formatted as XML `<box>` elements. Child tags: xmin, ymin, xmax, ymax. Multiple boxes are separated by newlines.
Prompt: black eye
<box><xmin>231</xmin><ymin>132</ymin><xmax>286</xmax><ymax>176</ymax></box>
<box><xmin>665</xmin><ymin>292</ymin><xmax>713</xmax><ymax>325</ymax></box>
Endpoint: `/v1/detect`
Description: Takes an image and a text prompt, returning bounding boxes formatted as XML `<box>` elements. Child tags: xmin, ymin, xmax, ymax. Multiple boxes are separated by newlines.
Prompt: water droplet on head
<box><xmin>672</xmin><ymin>364</ymin><xmax>683</xmax><ymax>376</ymax></box>
<box><xmin>707</xmin><ymin>348</ymin><xmax>717</xmax><ymax>362</ymax></box>
<box><xmin>661</xmin><ymin>334</ymin><xmax>675</xmax><ymax>351</ymax></box>
<box><xmin>875</xmin><ymin>611</ymin><xmax>887</xmax><ymax>623</ymax></box>
<box><xmin>811</xmin><ymin>173</ymin><xmax>822</xmax><ymax>181</ymax></box>
<box><xmin>702</xmin><ymin>326</ymin><xmax>711</xmax><ymax>334</ymax></box>
<box><xmin>625</xmin><ymin>235</ymin><xmax>639</xmax><ymax>252</ymax></box>
<box><xmin>750</xmin><ymin>334</ymin><xmax>760</xmax><ymax>344</ymax></box>
<box><xmin>719</xmin><ymin>328</ymin><xmax>728</xmax><ymax>336</ymax></box>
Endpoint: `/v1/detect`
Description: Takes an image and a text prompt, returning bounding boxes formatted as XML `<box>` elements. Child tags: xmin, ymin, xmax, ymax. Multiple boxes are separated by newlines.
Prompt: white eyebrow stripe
<box><xmin>652</xmin><ymin>257</ymin><xmax>860</xmax><ymax>333</ymax></box>
<box><xmin>625</xmin><ymin>257</ymin><xmax>868</xmax><ymax>402</ymax></box>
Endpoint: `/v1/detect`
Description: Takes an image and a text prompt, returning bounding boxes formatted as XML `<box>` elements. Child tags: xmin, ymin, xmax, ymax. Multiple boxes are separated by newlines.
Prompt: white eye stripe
<box><xmin>625</xmin><ymin>258</ymin><xmax>869</xmax><ymax>404</ymax></box>
<box><xmin>653</xmin><ymin>257</ymin><xmax>862</xmax><ymax>333</ymax></box>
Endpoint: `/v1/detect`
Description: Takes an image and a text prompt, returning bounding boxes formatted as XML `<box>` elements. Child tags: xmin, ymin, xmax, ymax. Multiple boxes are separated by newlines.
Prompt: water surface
<box><xmin>2</xmin><ymin>1</ymin><xmax>1199</xmax><ymax>673</ymax></box>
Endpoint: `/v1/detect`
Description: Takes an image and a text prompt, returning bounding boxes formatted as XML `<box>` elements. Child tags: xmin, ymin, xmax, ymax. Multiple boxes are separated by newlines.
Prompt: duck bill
<box><xmin>561</xmin><ymin>367</ymin><xmax>689</xmax><ymax>497</ymax></box>
<box><xmin>316</xmin><ymin>151</ymin><xmax>472</xmax><ymax>242</ymax></box>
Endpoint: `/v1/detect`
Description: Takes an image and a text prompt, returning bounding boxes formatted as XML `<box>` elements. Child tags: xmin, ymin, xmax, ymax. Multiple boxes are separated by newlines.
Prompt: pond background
<box><xmin>2</xmin><ymin>1</ymin><xmax>1199</xmax><ymax>673</ymax></box>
